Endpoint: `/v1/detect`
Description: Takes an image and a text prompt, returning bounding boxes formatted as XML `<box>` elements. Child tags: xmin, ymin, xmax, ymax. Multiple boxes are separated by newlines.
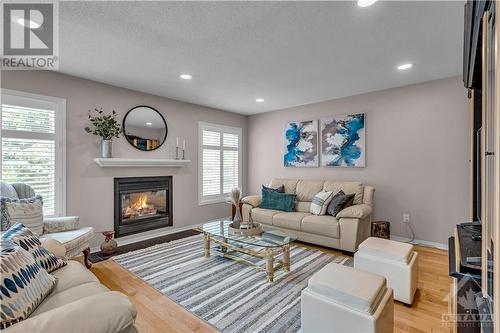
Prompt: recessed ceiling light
<box><xmin>357</xmin><ymin>0</ymin><xmax>378</xmax><ymax>7</ymax></box>
<box><xmin>180</xmin><ymin>74</ymin><xmax>192</xmax><ymax>80</ymax></box>
<box><xmin>255</xmin><ymin>98</ymin><xmax>265</xmax><ymax>103</ymax></box>
<box><xmin>145</xmin><ymin>122</ymin><xmax>152</xmax><ymax>126</ymax></box>
<box><xmin>16</xmin><ymin>18</ymin><xmax>41</xmax><ymax>29</ymax></box>
<box><xmin>397</xmin><ymin>63</ymin><xmax>414</xmax><ymax>70</ymax></box>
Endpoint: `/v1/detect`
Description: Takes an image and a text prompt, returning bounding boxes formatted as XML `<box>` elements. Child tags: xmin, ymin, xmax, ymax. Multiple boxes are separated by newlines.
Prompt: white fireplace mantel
<box><xmin>93</xmin><ymin>158</ymin><xmax>191</xmax><ymax>168</ymax></box>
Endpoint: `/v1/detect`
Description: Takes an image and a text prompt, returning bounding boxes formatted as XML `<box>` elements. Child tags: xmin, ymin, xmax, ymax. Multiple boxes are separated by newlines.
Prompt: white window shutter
<box><xmin>199</xmin><ymin>122</ymin><xmax>242</xmax><ymax>205</ymax></box>
<box><xmin>1</xmin><ymin>92</ymin><xmax>66</xmax><ymax>217</ymax></box>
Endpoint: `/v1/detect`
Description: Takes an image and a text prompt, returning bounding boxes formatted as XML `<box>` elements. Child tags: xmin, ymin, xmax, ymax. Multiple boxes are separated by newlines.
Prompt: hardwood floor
<box><xmin>88</xmin><ymin>241</ymin><xmax>453</xmax><ymax>333</ymax></box>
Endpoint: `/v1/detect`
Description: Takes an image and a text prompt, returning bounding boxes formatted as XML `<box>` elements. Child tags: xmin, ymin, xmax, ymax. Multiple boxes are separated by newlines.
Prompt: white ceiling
<box><xmin>59</xmin><ymin>1</ymin><xmax>464</xmax><ymax>115</ymax></box>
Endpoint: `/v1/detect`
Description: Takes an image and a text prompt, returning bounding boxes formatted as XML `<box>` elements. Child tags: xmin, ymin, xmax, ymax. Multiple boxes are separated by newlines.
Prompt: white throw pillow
<box><xmin>1</xmin><ymin>196</ymin><xmax>44</xmax><ymax>235</ymax></box>
<box><xmin>310</xmin><ymin>190</ymin><xmax>334</xmax><ymax>215</ymax></box>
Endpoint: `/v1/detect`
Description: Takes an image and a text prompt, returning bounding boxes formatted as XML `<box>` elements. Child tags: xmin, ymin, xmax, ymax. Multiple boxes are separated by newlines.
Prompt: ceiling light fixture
<box><xmin>146</xmin><ymin>122</ymin><xmax>153</xmax><ymax>126</ymax></box>
<box><xmin>397</xmin><ymin>63</ymin><xmax>414</xmax><ymax>70</ymax></box>
<box><xmin>180</xmin><ymin>74</ymin><xmax>192</xmax><ymax>80</ymax></box>
<box><xmin>255</xmin><ymin>98</ymin><xmax>265</xmax><ymax>103</ymax></box>
<box><xmin>357</xmin><ymin>0</ymin><xmax>378</xmax><ymax>7</ymax></box>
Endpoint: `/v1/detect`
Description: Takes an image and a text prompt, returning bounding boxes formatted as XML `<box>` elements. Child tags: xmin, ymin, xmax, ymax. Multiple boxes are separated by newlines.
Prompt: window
<box><xmin>1</xmin><ymin>89</ymin><xmax>66</xmax><ymax>217</ymax></box>
<box><xmin>198</xmin><ymin>122</ymin><xmax>242</xmax><ymax>205</ymax></box>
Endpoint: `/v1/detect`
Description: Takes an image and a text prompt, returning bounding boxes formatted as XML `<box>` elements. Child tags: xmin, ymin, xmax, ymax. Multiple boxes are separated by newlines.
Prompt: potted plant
<box><xmin>84</xmin><ymin>108</ymin><xmax>123</xmax><ymax>158</ymax></box>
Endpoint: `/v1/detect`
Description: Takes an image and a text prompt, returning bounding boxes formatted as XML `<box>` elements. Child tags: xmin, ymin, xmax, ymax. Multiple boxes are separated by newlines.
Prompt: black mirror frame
<box><xmin>122</xmin><ymin>105</ymin><xmax>168</xmax><ymax>152</ymax></box>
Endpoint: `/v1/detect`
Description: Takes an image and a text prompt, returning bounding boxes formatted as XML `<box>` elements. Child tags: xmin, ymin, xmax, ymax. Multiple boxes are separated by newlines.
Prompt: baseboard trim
<box><xmin>90</xmin><ymin>222</ymin><xmax>203</xmax><ymax>253</ymax></box>
<box><xmin>390</xmin><ymin>235</ymin><xmax>448</xmax><ymax>251</ymax></box>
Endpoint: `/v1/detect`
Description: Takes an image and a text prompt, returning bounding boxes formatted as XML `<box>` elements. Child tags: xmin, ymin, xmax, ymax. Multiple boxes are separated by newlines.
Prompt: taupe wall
<box><xmin>1</xmin><ymin>71</ymin><xmax>248</xmax><ymax>247</ymax></box>
<box><xmin>247</xmin><ymin>76</ymin><xmax>469</xmax><ymax>245</ymax></box>
<box><xmin>1</xmin><ymin>71</ymin><xmax>469</xmax><ymax>246</ymax></box>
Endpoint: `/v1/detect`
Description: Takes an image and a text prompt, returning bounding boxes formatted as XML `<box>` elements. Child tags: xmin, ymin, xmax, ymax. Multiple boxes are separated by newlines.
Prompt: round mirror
<box><xmin>123</xmin><ymin>106</ymin><xmax>167</xmax><ymax>151</ymax></box>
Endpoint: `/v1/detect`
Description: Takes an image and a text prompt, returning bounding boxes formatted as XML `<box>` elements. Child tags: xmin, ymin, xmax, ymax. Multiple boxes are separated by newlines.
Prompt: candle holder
<box><xmin>182</xmin><ymin>149</ymin><xmax>185</xmax><ymax>160</ymax></box>
<box><xmin>175</xmin><ymin>146</ymin><xmax>179</xmax><ymax>160</ymax></box>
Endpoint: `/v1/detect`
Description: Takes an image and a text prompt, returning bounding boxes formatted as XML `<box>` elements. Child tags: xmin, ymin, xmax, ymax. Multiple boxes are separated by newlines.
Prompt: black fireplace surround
<box><xmin>114</xmin><ymin>176</ymin><xmax>172</xmax><ymax>238</ymax></box>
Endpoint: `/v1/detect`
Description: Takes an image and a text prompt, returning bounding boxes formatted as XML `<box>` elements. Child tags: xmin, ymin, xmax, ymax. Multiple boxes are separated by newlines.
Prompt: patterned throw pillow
<box><xmin>327</xmin><ymin>190</ymin><xmax>356</xmax><ymax>217</ymax></box>
<box><xmin>0</xmin><ymin>239</ymin><xmax>56</xmax><ymax>329</ymax></box>
<box><xmin>0</xmin><ymin>196</ymin><xmax>44</xmax><ymax>235</ymax></box>
<box><xmin>310</xmin><ymin>190</ymin><xmax>335</xmax><ymax>215</ymax></box>
<box><xmin>2</xmin><ymin>223</ymin><xmax>66</xmax><ymax>273</ymax></box>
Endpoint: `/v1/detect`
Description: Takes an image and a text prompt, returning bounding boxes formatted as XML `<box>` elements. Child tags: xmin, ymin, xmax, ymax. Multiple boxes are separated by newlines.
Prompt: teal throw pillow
<box><xmin>259</xmin><ymin>189</ymin><xmax>295</xmax><ymax>212</ymax></box>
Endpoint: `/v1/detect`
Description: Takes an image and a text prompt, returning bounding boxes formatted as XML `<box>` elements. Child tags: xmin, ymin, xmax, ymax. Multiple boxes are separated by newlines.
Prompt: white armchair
<box><xmin>1</xmin><ymin>182</ymin><xmax>94</xmax><ymax>268</ymax></box>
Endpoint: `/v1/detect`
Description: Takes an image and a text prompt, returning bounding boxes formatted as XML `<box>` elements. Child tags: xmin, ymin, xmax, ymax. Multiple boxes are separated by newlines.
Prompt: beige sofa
<box><xmin>242</xmin><ymin>178</ymin><xmax>374</xmax><ymax>252</ymax></box>
<box><xmin>4</xmin><ymin>240</ymin><xmax>137</xmax><ymax>333</ymax></box>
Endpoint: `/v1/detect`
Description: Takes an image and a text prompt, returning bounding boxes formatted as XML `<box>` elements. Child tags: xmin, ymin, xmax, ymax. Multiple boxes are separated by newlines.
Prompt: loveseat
<box><xmin>241</xmin><ymin>178</ymin><xmax>374</xmax><ymax>252</ymax></box>
<box><xmin>3</xmin><ymin>240</ymin><xmax>138</xmax><ymax>333</ymax></box>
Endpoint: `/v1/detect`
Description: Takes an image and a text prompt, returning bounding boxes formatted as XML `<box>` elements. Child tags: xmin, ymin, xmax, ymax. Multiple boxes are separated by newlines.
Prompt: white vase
<box><xmin>232</xmin><ymin>204</ymin><xmax>242</xmax><ymax>228</ymax></box>
<box><xmin>101</xmin><ymin>139</ymin><xmax>113</xmax><ymax>158</ymax></box>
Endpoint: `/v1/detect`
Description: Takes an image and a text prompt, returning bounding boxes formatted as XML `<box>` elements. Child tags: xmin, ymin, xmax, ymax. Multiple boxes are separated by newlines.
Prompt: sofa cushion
<box><xmin>301</xmin><ymin>215</ymin><xmax>340</xmax><ymax>238</ymax></box>
<box><xmin>273</xmin><ymin>212</ymin><xmax>311</xmax><ymax>231</ymax></box>
<box><xmin>31</xmin><ymin>282</ymin><xmax>109</xmax><ymax>316</ymax></box>
<box><xmin>295</xmin><ymin>201</ymin><xmax>311</xmax><ymax>213</ymax></box>
<box><xmin>308</xmin><ymin>263</ymin><xmax>387</xmax><ymax>315</ymax></box>
<box><xmin>0</xmin><ymin>239</ymin><xmax>56</xmax><ymax>329</ymax></box>
<box><xmin>358</xmin><ymin>237</ymin><xmax>414</xmax><ymax>264</ymax></box>
<box><xmin>5</xmin><ymin>292</ymin><xmax>137</xmax><ymax>333</ymax></box>
<box><xmin>2</xmin><ymin>224</ymin><xmax>66</xmax><ymax>273</ymax></box>
<box><xmin>270</xmin><ymin>179</ymin><xmax>299</xmax><ymax>194</ymax></box>
<box><xmin>251</xmin><ymin>208</ymin><xmax>282</xmax><ymax>225</ymax></box>
<box><xmin>50</xmin><ymin>260</ymin><xmax>100</xmax><ymax>294</ymax></box>
<box><xmin>295</xmin><ymin>180</ymin><xmax>325</xmax><ymax>201</ymax></box>
<box><xmin>323</xmin><ymin>181</ymin><xmax>364</xmax><ymax>205</ymax></box>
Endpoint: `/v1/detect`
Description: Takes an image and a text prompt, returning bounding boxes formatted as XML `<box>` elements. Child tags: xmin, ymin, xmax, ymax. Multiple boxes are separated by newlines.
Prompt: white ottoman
<box><xmin>301</xmin><ymin>263</ymin><xmax>394</xmax><ymax>333</ymax></box>
<box><xmin>354</xmin><ymin>237</ymin><xmax>418</xmax><ymax>305</ymax></box>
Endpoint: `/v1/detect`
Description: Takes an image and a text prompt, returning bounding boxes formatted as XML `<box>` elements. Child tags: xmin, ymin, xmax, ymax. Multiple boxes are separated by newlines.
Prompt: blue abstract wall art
<box><xmin>321</xmin><ymin>113</ymin><xmax>365</xmax><ymax>167</ymax></box>
<box><xmin>284</xmin><ymin>120</ymin><xmax>319</xmax><ymax>167</ymax></box>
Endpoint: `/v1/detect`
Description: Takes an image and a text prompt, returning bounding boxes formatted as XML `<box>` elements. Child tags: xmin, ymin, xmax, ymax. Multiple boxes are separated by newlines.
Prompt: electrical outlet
<box><xmin>403</xmin><ymin>214</ymin><xmax>410</xmax><ymax>223</ymax></box>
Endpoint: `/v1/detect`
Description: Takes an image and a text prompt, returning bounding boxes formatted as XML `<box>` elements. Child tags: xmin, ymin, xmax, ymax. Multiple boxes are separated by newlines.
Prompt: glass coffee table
<box><xmin>201</xmin><ymin>220</ymin><xmax>297</xmax><ymax>282</ymax></box>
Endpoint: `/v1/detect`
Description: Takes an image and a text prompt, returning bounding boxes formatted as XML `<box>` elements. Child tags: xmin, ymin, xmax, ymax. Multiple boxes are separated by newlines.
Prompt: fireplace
<box><xmin>114</xmin><ymin>176</ymin><xmax>172</xmax><ymax>238</ymax></box>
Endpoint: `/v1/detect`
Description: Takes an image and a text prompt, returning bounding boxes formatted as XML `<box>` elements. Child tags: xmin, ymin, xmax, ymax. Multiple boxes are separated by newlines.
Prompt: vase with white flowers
<box><xmin>84</xmin><ymin>108</ymin><xmax>123</xmax><ymax>158</ymax></box>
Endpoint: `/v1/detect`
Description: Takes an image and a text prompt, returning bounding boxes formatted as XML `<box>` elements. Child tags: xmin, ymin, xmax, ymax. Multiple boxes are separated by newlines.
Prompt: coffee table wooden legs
<box><xmin>283</xmin><ymin>244</ymin><xmax>290</xmax><ymax>272</ymax></box>
<box><xmin>204</xmin><ymin>233</ymin><xmax>210</xmax><ymax>258</ymax></box>
<box><xmin>265</xmin><ymin>248</ymin><xmax>274</xmax><ymax>282</ymax></box>
<box><xmin>203</xmin><ymin>233</ymin><xmax>291</xmax><ymax>283</ymax></box>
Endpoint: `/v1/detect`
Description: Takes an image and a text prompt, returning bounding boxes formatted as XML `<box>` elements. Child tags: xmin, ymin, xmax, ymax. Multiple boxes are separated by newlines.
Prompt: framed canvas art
<box><xmin>321</xmin><ymin>113</ymin><xmax>365</xmax><ymax>167</ymax></box>
<box><xmin>284</xmin><ymin>120</ymin><xmax>319</xmax><ymax>167</ymax></box>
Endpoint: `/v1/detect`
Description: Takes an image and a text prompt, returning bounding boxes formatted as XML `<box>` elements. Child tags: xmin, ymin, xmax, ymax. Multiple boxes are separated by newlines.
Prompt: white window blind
<box><xmin>1</xmin><ymin>91</ymin><xmax>66</xmax><ymax>217</ymax></box>
<box><xmin>199</xmin><ymin>122</ymin><xmax>242</xmax><ymax>205</ymax></box>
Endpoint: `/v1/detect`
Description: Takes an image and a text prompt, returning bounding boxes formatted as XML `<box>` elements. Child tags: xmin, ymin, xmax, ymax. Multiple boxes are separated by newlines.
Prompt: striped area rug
<box><xmin>113</xmin><ymin>234</ymin><xmax>352</xmax><ymax>333</ymax></box>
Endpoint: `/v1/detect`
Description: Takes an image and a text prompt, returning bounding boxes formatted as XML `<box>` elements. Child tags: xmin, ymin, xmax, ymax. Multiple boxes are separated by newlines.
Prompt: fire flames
<box><xmin>123</xmin><ymin>194</ymin><xmax>157</xmax><ymax>219</ymax></box>
<box><xmin>131</xmin><ymin>194</ymin><xmax>149</xmax><ymax>211</ymax></box>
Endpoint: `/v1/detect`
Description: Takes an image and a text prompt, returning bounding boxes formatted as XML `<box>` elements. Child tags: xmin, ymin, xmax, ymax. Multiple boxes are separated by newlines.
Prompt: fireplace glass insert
<box><xmin>114</xmin><ymin>176</ymin><xmax>172</xmax><ymax>237</ymax></box>
<box><xmin>121</xmin><ymin>190</ymin><xmax>166</xmax><ymax>222</ymax></box>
